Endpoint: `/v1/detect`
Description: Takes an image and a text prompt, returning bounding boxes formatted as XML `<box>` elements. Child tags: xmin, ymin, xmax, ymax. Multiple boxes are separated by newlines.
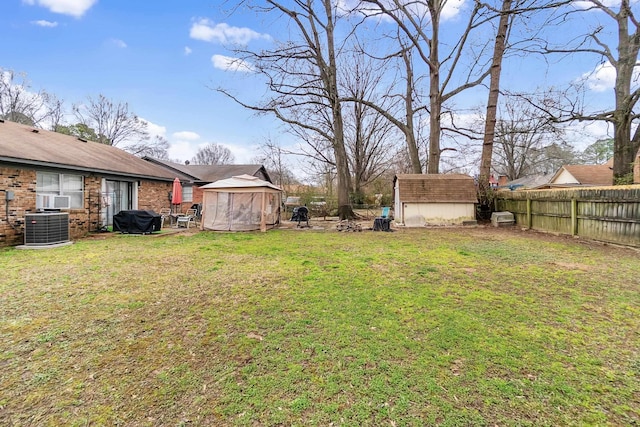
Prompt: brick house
<box><xmin>0</xmin><ymin>120</ymin><xmax>190</xmax><ymax>247</ymax></box>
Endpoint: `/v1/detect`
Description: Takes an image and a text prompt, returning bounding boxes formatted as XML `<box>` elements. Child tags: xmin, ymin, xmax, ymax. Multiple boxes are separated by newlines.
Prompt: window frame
<box><xmin>182</xmin><ymin>184</ymin><xmax>193</xmax><ymax>203</ymax></box>
<box><xmin>36</xmin><ymin>171</ymin><xmax>84</xmax><ymax>209</ymax></box>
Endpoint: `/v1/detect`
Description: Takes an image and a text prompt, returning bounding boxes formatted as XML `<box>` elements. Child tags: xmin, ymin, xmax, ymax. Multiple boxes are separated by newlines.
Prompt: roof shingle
<box><xmin>395</xmin><ymin>174</ymin><xmax>478</xmax><ymax>203</ymax></box>
<box><xmin>143</xmin><ymin>157</ymin><xmax>271</xmax><ymax>184</ymax></box>
<box><xmin>561</xmin><ymin>163</ymin><xmax>613</xmax><ymax>186</ymax></box>
<box><xmin>0</xmin><ymin>120</ymin><xmax>181</xmax><ymax>181</ymax></box>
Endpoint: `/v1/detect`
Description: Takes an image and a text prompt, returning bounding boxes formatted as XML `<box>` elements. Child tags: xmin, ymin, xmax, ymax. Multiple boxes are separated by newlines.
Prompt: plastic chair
<box><xmin>373</xmin><ymin>206</ymin><xmax>392</xmax><ymax>231</ymax></box>
<box><xmin>159</xmin><ymin>208</ymin><xmax>172</xmax><ymax>228</ymax></box>
<box><xmin>176</xmin><ymin>208</ymin><xmax>198</xmax><ymax>228</ymax></box>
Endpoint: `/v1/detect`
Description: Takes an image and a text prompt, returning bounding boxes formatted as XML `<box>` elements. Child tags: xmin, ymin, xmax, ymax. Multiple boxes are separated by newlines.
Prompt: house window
<box><xmin>36</xmin><ymin>172</ymin><xmax>84</xmax><ymax>209</ymax></box>
<box><xmin>182</xmin><ymin>185</ymin><xmax>193</xmax><ymax>202</ymax></box>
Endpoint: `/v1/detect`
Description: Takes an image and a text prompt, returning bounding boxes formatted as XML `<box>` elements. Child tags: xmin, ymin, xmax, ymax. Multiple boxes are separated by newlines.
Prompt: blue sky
<box><xmin>1</xmin><ymin>0</ymin><xmax>281</xmax><ymax>163</ymax></box>
<box><xmin>0</xmin><ymin>0</ymin><xmax>622</xmax><ymax>169</ymax></box>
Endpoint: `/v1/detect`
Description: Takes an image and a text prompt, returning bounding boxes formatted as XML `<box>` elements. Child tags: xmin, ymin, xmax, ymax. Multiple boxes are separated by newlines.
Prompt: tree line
<box><xmin>216</xmin><ymin>0</ymin><xmax>639</xmax><ymax>217</ymax></box>
<box><xmin>0</xmin><ymin>68</ymin><xmax>233</xmax><ymax>166</ymax></box>
<box><xmin>3</xmin><ymin>0</ymin><xmax>637</xmax><ymax>218</ymax></box>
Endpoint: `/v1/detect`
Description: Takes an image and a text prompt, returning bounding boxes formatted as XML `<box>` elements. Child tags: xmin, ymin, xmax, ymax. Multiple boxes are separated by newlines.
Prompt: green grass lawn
<box><xmin>0</xmin><ymin>228</ymin><xmax>638</xmax><ymax>426</ymax></box>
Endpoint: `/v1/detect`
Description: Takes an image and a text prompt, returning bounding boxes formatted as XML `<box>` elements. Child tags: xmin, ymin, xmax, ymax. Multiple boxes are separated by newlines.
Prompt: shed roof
<box><xmin>0</xmin><ymin>120</ymin><xmax>181</xmax><ymax>181</ymax></box>
<box><xmin>395</xmin><ymin>174</ymin><xmax>478</xmax><ymax>203</ymax></box>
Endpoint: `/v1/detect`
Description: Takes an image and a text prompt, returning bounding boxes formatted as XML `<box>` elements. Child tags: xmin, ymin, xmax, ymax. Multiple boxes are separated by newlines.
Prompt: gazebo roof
<box><xmin>200</xmin><ymin>174</ymin><xmax>282</xmax><ymax>191</ymax></box>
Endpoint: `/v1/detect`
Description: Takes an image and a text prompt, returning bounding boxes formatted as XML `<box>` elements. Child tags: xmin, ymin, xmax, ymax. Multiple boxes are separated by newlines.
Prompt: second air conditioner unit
<box><xmin>36</xmin><ymin>194</ymin><xmax>71</xmax><ymax>210</ymax></box>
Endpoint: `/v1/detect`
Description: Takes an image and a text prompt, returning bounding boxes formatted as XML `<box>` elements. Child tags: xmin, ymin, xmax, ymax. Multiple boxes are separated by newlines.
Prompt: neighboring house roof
<box><xmin>394</xmin><ymin>173</ymin><xmax>478</xmax><ymax>203</ymax></box>
<box><xmin>0</xmin><ymin>120</ymin><xmax>183</xmax><ymax>181</ymax></box>
<box><xmin>143</xmin><ymin>157</ymin><xmax>272</xmax><ymax>184</ymax></box>
<box><xmin>550</xmin><ymin>159</ymin><xmax>613</xmax><ymax>187</ymax></box>
<box><xmin>500</xmin><ymin>173</ymin><xmax>554</xmax><ymax>190</ymax></box>
<box><xmin>201</xmin><ymin>174</ymin><xmax>282</xmax><ymax>191</ymax></box>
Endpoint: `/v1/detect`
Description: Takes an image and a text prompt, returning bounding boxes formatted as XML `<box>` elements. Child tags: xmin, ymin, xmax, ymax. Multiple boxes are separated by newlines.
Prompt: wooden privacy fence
<box><xmin>495</xmin><ymin>186</ymin><xmax>640</xmax><ymax>247</ymax></box>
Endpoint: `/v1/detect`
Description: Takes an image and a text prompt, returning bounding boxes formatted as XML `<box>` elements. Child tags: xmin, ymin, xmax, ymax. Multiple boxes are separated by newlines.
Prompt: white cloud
<box><xmin>184</xmin><ymin>46</ymin><xmax>192</xmax><ymax>56</ymax></box>
<box><xmin>441</xmin><ymin>0</ymin><xmax>466</xmax><ymax>20</ymax></box>
<box><xmin>337</xmin><ymin>0</ymin><xmax>464</xmax><ymax>23</ymax></box>
<box><xmin>31</xmin><ymin>19</ymin><xmax>58</xmax><ymax>27</ymax></box>
<box><xmin>211</xmin><ymin>54</ymin><xmax>254</xmax><ymax>73</ymax></box>
<box><xmin>140</xmin><ymin>119</ymin><xmax>167</xmax><ymax>139</ymax></box>
<box><xmin>580</xmin><ymin>60</ymin><xmax>640</xmax><ymax>93</ymax></box>
<box><xmin>22</xmin><ymin>0</ymin><xmax>97</xmax><ymax>18</ymax></box>
<box><xmin>581</xmin><ymin>61</ymin><xmax>617</xmax><ymax>92</ymax></box>
<box><xmin>223</xmin><ymin>143</ymin><xmax>253</xmax><ymax>163</ymax></box>
<box><xmin>190</xmin><ymin>19</ymin><xmax>270</xmax><ymax>45</ymax></box>
<box><xmin>172</xmin><ymin>131</ymin><xmax>200</xmax><ymax>141</ymax></box>
<box><xmin>168</xmin><ymin>140</ymin><xmax>198</xmax><ymax>162</ymax></box>
<box><xmin>565</xmin><ymin>120</ymin><xmax>612</xmax><ymax>150</ymax></box>
<box><xmin>107</xmin><ymin>38</ymin><xmax>127</xmax><ymax>49</ymax></box>
<box><xmin>573</xmin><ymin>0</ymin><xmax>621</xmax><ymax>9</ymax></box>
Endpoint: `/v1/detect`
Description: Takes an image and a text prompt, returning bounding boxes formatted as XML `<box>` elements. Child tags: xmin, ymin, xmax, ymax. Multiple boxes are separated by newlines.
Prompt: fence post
<box><xmin>571</xmin><ymin>198</ymin><xmax>578</xmax><ymax>236</ymax></box>
<box><xmin>526</xmin><ymin>197</ymin><xmax>532</xmax><ymax>229</ymax></box>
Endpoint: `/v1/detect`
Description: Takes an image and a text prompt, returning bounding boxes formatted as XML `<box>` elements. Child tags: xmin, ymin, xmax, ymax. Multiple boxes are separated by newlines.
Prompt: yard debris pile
<box><xmin>336</xmin><ymin>220</ymin><xmax>362</xmax><ymax>232</ymax></box>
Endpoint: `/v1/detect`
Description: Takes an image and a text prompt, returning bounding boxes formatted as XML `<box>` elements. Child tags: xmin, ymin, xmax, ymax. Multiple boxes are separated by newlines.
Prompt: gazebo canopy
<box><xmin>200</xmin><ymin>175</ymin><xmax>283</xmax><ymax>232</ymax></box>
<box><xmin>200</xmin><ymin>174</ymin><xmax>282</xmax><ymax>191</ymax></box>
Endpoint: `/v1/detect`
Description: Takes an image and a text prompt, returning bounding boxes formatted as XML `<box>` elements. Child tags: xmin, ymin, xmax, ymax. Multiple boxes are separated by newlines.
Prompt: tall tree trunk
<box><xmin>479</xmin><ymin>0</ymin><xmax>512</xmax><ymax>198</ymax></box>
<box><xmin>402</xmin><ymin>49</ymin><xmax>422</xmax><ymax>173</ymax></box>
<box><xmin>323</xmin><ymin>0</ymin><xmax>354</xmax><ymax>218</ymax></box>
<box><xmin>427</xmin><ymin>8</ymin><xmax>441</xmax><ymax>174</ymax></box>
<box><xmin>613</xmin><ymin>0</ymin><xmax>639</xmax><ymax>182</ymax></box>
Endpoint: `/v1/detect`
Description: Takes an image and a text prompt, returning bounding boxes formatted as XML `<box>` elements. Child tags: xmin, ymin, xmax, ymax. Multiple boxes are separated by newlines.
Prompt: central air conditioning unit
<box><xmin>24</xmin><ymin>212</ymin><xmax>70</xmax><ymax>246</ymax></box>
<box><xmin>36</xmin><ymin>194</ymin><xmax>71</xmax><ymax>210</ymax></box>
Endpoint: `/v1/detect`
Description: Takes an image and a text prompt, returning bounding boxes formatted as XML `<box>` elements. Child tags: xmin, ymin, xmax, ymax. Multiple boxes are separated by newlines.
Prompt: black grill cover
<box><xmin>113</xmin><ymin>210</ymin><xmax>161</xmax><ymax>234</ymax></box>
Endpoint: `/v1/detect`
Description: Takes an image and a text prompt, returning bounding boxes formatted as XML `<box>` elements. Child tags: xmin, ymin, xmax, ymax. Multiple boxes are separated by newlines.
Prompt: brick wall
<box><xmin>0</xmin><ymin>167</ymin><xmax>36</xmax><ymax>246</ymax></box>
<box><xmin>138</xmin><ymin>180</ymin><xmax>173</xmax><ymax>212</ymax></box>
<box><xmin>193</xmin><ymin>185</ymin><xmax>204</xmax><ymax>205</ymax></box>
<box><xmin>0</xmin><ymin>165</ymin><xmax>174</xmax><ymax>247</ymax></box>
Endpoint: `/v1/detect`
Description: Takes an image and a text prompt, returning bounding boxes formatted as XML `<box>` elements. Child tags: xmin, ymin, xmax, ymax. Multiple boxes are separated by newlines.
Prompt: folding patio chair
<box><xmin>159</xmin><ymin>208</ymin><xmax>172</xmax><ymax>228</ymax></box>
<box><xmin>373</xmin><ymin>206</ymin><xmax>392</xmax><ymax>231</ymax></box>
<box><xmin>176</xmin><ymin>208</ymin><xmax>198</xmax><ymax>228</ymax></box>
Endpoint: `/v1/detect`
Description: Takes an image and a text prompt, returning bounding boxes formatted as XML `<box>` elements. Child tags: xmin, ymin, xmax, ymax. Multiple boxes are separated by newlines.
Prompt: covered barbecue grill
<box><xmin>113</xmin><ymin>210</ymin><xmax>162</xmax><ymax>234</ymax></box>
<box><xmin>290</xmin><ymin>206</ymin><xmax>310</xmax><ymax>227</ymax></box>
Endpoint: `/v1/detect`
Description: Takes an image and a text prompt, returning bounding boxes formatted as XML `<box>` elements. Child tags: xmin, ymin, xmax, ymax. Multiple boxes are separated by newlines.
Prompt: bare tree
<box><xmin>341</xmin><ymin>53</ymin><xmax>399</xmax><ymax>202</ymax></box>
<box><xmin>342</xmin><ymin>40</ymin><xmax>427</xmax><ymax>174</ymax></box>
<box><xmin>128</xmin><ymin>135</ymin><xmax>171</xmax><ymax>159</ymax></box>
<box><xmin>359</xmin><ymin>0</ymin><xmax>500</xmax><ymax>173</ymax></box>
<box><xmin>73</xmin><ymin>94</ymin><xmax>149</xmax><ymax>148</ymax></box>
<box><xmin>479</xmin><ymin>0</ymin><xmax>513</xmax><ymax>200</ymax></box>
<box><xmin>0</xmin><ymin>68</ymin><xmax>60</xmax><ymax>128</ymax></box>
<box><xmin>46</xmin><ymin>95</ymin><xmax>65</xmax><ymax>131</ymax></box>
<box><xmin>491</xmin><ymin>94</ymin><xmax>567</xmax><ymax>180</ymax></box>
<box><xmin>219</xmin><ymin>0</ymin><xmax>355</xmax><ymax>218</ymax></box>
<box><xmin>251</xmin><ymin>138</ymin><xmax>298</xmax><ymax>187</ymax></box>
<box><xmin>540</xmin><ymin>0</ymin><xmax>640</xmax><ymax>183</ymax></box>
<box><xmin>191</xmin><ymin>143</ymin><xmax>235</xmax><ymax>165</ymax></box>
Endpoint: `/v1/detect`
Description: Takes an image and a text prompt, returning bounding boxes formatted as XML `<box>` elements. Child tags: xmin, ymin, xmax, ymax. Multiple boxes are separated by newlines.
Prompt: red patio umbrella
<box><xmin>171</xmin><ymin>178</ymin><xmax>183</xmax><ymax>213</ymax></box>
